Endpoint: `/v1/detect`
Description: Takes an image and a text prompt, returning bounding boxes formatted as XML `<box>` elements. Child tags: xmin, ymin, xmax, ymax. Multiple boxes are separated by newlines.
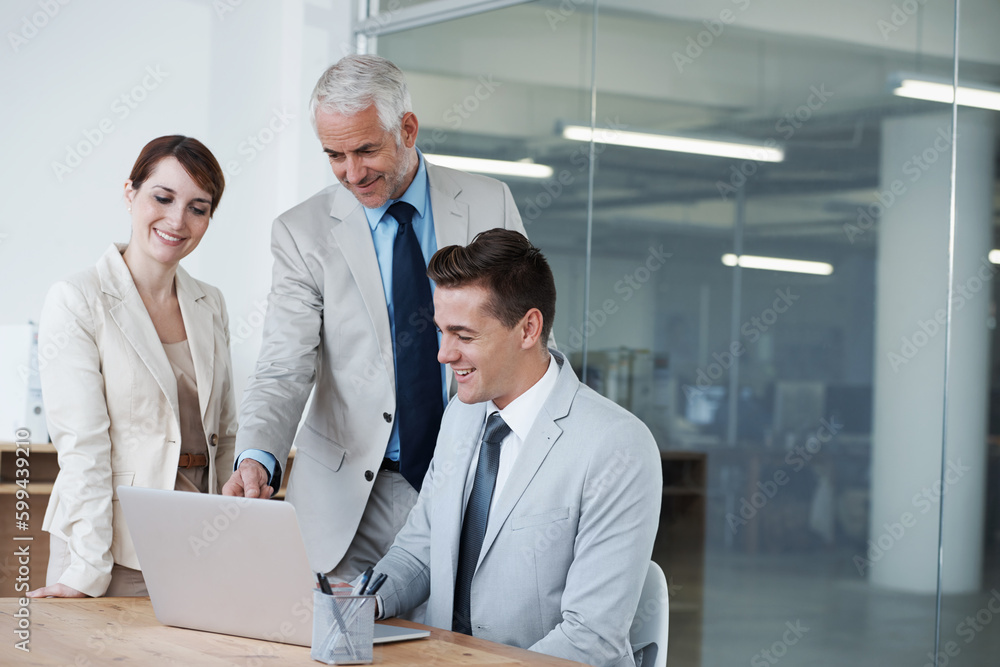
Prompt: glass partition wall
<box><xmin>366</xmin><ymin>1</ymin><xmax>1000</xmax><ymax>664</ymax></box>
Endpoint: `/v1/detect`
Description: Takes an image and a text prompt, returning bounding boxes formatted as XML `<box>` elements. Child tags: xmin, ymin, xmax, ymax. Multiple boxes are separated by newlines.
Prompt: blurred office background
<box><xmin>2</xmin><ymin>0</ymin><xmax>999</xmax><ymax>664</ymax></box>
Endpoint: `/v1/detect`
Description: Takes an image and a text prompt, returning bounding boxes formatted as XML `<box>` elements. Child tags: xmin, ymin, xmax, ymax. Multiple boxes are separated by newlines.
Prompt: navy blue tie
<box><xmin>453</xmin><ymin>412</ymin><xmax>511</xmax><ymax>635</ymax></box>
<box><xmin>389</xmin><ymin>201</ymin><xmax>443</xmax><ymax>491</ymax></box>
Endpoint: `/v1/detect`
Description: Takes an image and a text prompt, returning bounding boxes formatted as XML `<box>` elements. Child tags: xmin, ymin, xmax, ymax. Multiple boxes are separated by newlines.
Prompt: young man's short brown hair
<box><xmin>427</xmin><ymin>229</ymin><xmax>555</xmax><ymax>343</ymax></box>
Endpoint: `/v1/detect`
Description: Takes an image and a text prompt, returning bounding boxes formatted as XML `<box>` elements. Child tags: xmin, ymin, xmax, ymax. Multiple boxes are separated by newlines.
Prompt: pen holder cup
<box><xmin>311</xmin><ymin>589</ymin><xmax>375</xmax><ymax>665</ymax></box>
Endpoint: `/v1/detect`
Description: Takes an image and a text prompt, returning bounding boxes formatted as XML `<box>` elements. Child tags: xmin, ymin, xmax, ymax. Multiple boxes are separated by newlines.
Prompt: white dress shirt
<box><xmin>462</xmin><ymin>353</ymin><xmax>560</xmax><ymax>516</ymax></box>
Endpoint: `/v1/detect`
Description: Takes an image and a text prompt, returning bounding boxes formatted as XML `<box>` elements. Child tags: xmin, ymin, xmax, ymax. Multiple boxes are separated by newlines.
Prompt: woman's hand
<box><xmin>27</xmin><ymin>583</ymin><xmax>87</xmax><ymax>598</ymax></box>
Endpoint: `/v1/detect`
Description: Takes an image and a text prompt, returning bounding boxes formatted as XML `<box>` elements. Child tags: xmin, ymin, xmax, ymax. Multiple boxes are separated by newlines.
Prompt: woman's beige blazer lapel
<box><xmin>98</xmin><ymin>245</ymin><xmax>179</xmax><ymax>422</ymax></box>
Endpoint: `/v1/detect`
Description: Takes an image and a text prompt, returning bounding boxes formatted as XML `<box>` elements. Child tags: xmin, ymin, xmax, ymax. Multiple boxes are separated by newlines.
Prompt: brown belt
<box><xmin>178</xmin><ymin>453</ymin><xmax>209</xmax><ymax>469</ymax></box>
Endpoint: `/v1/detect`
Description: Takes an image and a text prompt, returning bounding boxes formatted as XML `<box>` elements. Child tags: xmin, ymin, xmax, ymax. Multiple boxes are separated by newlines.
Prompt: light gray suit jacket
<box><xmin>235</xmin><ymin>163</ymin><xmax>525</xmax><ymax>572</ymax></box>
<box><xmin>373</xmin><ymin>350</ymin><xmax>662</xmax><ymax>667</ymax></box>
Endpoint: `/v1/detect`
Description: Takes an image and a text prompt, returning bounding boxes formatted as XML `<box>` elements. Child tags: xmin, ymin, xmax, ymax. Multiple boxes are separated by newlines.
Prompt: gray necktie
<box><xmin>453</xmin><ymin>412</ymin><xmax>511</xmax><ymax>635</ymax></box>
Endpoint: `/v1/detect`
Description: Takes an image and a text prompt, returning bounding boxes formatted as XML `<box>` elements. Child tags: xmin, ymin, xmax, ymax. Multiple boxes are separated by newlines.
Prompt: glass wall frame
<box><xmin>358</xmin><ymin>1</ymin><xmax>1000</xmax><ymax>664</ymax></box>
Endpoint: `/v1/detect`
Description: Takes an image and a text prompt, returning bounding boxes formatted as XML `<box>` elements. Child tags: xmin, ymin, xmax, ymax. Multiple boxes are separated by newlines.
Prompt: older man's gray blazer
<box><xmin>235</xmin><ymin>162</ymin><xmax>525</xmax><ymax>573</ymax></box>
<box><xmin>373</xmin><ymin>350</ymin><xmax>662</xmax><ymax>667</ymax></box>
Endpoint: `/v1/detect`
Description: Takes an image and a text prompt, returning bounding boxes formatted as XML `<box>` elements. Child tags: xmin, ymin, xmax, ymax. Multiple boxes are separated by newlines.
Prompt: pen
<box><xmin>316</xmin><ymin>572</ymin><xmax>334</xmax><ymax>595</ymax></box>
<box><xmin>364</xmin><ymin>573</ymin><xmax>388</xmax><ymax>596</ymax></box>
<box><xmin>352</xmin><ymin>567</ymin><xmax>374</xmax><ymax>596</ymax></box>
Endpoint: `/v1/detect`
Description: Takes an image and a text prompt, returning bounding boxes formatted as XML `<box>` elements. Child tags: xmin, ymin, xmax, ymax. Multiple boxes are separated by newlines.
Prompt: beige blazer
<box><xmin>235</xmin><ymin>163</ymin><xmax>525</xmax><ymax>573</ymax></box>
<box><xmin>40</xmin><ymin>244</ymin><xmax>237</xmax><ymax>597</ymax></box>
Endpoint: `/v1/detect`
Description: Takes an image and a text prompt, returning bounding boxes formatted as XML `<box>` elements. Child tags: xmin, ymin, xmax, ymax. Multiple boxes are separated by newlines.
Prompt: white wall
<box><xmin>0</xmin><ymin>0</ymin><xmax>353</xmax><ymax>399</ymax></box>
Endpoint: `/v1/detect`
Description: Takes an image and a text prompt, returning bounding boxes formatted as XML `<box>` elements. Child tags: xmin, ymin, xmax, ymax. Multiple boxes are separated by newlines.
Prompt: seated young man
<box><xmin>369</xmin><ymin>229</ymin><xmax>662</xmax><ymax>667</ymax></box>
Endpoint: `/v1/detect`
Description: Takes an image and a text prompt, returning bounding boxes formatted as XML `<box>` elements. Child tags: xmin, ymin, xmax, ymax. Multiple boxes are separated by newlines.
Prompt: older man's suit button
<box><xmin>365</xmin><ymin>470</ymin><xmax>374</xmax><ymax>482</ymax></box>
<box><xmin>383</xmin><ymin>412</ymin><xmax>392</xmax><ymax>423</ymax></box>
<box><xmin>210</xmin><ymin>433</ymin><xmax>219</xmax><ymax>446</ymax></box>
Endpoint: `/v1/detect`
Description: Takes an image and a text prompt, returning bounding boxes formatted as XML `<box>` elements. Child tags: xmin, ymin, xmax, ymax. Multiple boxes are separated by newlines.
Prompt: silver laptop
<box><xmin>118</xmin><ymin>487</ymin><xmax>429</xmax><ymax>646</ymax></box>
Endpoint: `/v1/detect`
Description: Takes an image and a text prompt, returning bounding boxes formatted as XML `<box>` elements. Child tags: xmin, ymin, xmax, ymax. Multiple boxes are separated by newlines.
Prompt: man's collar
<box><xmin>487</xmin><ymin>353</ymin><xmax>559</xmax><ymax>442</ymax></box>
<box><xmin>365</xmin><ymin>149</ymin><xmax>428</xmax><ymax>230</ymax></box>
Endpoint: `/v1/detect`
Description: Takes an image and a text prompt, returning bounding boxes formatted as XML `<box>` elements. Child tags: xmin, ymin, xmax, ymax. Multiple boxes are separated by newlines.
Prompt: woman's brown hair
<box><xmin>129</xmin><ymin>136</ymin><xmax>225</xmax><ymax>216</ymax></box>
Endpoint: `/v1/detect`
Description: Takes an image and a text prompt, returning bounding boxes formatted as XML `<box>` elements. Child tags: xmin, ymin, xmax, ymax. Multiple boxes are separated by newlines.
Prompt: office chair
<box><xmin>630</xmin><ymin>560</ymin><xmax>669</xmax><ymax>667</ymax></box>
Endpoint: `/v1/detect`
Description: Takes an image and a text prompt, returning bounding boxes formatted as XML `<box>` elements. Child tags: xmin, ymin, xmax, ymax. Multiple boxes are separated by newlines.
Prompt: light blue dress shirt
<box><xmin>239</xmin><ymin>151</ymin><xmax>448</xmax><ymax>485</ymax></box>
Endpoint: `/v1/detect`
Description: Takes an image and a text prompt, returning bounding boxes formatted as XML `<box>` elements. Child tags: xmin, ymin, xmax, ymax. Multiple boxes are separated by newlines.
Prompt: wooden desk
<box><xmin>0</xmin><ymin>598</ymin><xmax>585</xmax><ymax>666</ymax></box>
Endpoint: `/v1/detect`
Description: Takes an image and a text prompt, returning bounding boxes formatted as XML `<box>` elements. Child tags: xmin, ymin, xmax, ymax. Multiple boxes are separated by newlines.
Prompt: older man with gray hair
<box><xmin>224</xmin><ymin>55</ymin><xmax>526</xmax><ymax>582</ymax></box>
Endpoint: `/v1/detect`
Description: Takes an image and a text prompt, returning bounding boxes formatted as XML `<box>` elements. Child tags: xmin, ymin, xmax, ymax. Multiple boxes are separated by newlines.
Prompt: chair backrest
<box><xmin>630</xmin><ymin>560</ymin><xmax>669</xmax><ymax>667</ymax></box>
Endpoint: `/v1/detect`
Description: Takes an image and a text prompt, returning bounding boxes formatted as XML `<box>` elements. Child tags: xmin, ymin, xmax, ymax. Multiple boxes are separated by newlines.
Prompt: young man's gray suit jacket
<box><xmin>373</xmin><ymin>350</ymin><xmax>662</xmax><ymax>667</ymax></box>
<box><xmin>234</xmin><ymin>163</ymin><xmax>525</xmax><ymax>573</ymax></box>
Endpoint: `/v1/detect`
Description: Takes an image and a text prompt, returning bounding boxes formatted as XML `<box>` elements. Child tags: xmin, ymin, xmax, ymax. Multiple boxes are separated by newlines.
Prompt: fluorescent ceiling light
<box><xmin>989</xmin><ymin>249</ymin><xmax>1000</xmax><ymax>265</ymax></box>
<box><xmin>423</xmin><ymin>154</ymin><xmax>553</xmax><ymax>179</ymax></box>
<box><xmin>722</xmin><ymin>253</ymin><xmax>833</xmax><ymax>276</ymax></box>
<box><xmin>562</xmin><ymin>125</ymin><xmax>784</xmax><ymax>162</ymax></box>
<box><xmin>892</xmin><ymin>77</ymin><xmax>1000</xmax><ymax>112</ymax></box>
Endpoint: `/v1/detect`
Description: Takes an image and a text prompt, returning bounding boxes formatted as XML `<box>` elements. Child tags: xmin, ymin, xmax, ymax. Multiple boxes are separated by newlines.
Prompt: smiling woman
<box><xmin>26</xmin><ymin>136</ymin><xmax>237</xmax><ymax>600</ymax></box>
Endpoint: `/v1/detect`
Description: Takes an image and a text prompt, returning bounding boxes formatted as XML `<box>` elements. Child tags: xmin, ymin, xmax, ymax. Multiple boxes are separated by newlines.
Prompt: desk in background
<box><xmin>0</xmin><ymin>597</ymin><xmax>587</xmax><ymax>666</ymax></box>
<box><xmin>0</xmin><ymin>441</ymin><xmax>56</xmax><ymax>597</ymax></box>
